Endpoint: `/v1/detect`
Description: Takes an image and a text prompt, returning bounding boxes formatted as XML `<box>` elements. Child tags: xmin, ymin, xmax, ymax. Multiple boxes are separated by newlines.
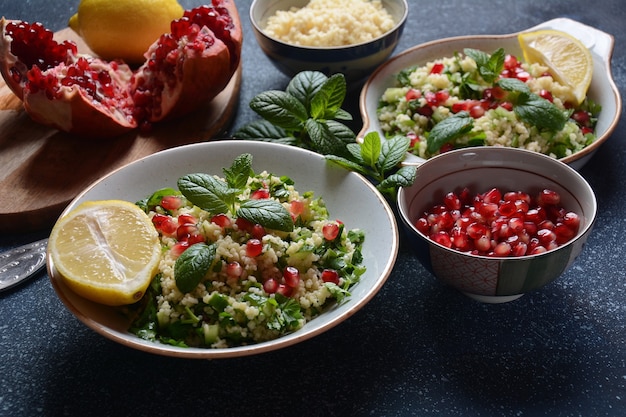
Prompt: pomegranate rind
<box><xmin>23</xmin><ymin>58</ymin><xmax>137</xmax><ymax>138</ymax></box>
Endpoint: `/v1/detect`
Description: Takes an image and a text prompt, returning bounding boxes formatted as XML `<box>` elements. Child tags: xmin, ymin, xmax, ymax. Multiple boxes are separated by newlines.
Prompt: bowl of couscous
<box><xmin>48</xmin><ymin>140</ymin><xmax>399</xmax><ymax>358</ymax></box>
<box><xmin>359</xmin><ymin>18</ymin><xmax>621</xmax><ymax>170</ymax></box>
<box><xmin>397</xmin><ymin>146</ymin><xmax>597</xmax><ymax>303</ymax></box>
<box><xmin>249</xmin><ymin>0</ymin><xmax>408</xmax><ymax>84</ymax></box>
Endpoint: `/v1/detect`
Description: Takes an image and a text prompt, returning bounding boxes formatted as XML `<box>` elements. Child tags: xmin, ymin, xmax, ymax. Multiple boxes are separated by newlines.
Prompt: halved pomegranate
<box><xmin>0</xmin><ymin>0</ymin><xmax>242</xmax><ymax>137</ymax></box>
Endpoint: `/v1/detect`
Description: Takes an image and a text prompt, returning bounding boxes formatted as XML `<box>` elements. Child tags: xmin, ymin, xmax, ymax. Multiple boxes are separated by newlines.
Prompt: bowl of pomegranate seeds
<box><xmin>359</xmin><ymin>17</ymin><xmax>621</xmax><ymax>170</ymax></box>
<box><xmin>249</xmin><ymin>0</ymin><xmax>408</xmax><ymax>84</ymax></box>
<box><xmin>397</xmin><ymin>146</ymin><xmax>597</xmax><ymax>303</ymax></box>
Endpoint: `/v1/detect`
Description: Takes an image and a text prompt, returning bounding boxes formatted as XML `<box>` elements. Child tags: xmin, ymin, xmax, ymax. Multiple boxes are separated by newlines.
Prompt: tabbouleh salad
<box><xmin>127</xmin><ymin>153</ymin><xmax>365</xmax><ymax>348</ymax></box>
<box><xmin>377</xmin><ymin>48</ymin><xmax>601</xmax><ymax>160</ymax></box>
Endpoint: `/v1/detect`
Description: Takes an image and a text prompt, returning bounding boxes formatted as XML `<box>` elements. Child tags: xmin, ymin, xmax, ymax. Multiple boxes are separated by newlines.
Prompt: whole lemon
<box><xmin>68</xmin><ymin>0</ymin><xmax>184</xmax><ymax>65</ymax></box>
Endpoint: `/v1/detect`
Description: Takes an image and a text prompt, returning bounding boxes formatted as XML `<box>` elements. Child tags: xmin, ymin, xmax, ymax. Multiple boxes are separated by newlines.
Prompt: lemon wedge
<box><xmin>518</xmin><ymin>29</ymin><xmax>593</xmax><ymax>105</ymax></box>
<box><xmin>49</xmin><ymin>200</ymin><xmax>161</xmax><ymax>306</ymax></box>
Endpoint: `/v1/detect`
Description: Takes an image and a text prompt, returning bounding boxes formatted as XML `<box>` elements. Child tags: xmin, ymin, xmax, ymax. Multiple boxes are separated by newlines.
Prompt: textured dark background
<box><xmin>1</xmin><ymin>1</ymin><xmax>624</xmax><ymax>416</ymax></box>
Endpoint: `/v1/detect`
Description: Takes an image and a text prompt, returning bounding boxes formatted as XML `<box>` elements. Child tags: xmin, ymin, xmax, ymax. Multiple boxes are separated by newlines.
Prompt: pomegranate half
<box><xmin>0</xmin><ymin>0</ymin><xmax>242</xmax><ymax>138</ymax></box>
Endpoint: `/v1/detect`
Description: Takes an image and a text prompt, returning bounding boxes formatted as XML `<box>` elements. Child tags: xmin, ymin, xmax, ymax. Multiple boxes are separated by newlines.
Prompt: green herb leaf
<box><xmin>514</xmin><ymin>93</ymin><xmax>568</xmax><ymax>131</ymax></box>
<box><xmin>497</xmin><ymin>77</ymin><xmax>531</xmax><ymax>94</ymax></box>
<box><xmin>310</xmin><ymin>73</ymin><xmax>347</xmax><ymax>119</ymax></box>
<box><xmin>177</xmin><ymin>173</ymin><xmax>232</xmax><ymax>214</ymax></box>
<box><xmin>305</xmin><ymin>118</ymin><xmax>345</xmax><ymax>155</ymax></box>
<box><xmin>465</xmin><ymin>48</ymin><xmax>504</xmax><ymax>84</ymax></box>
<box><xmin>237</xmin><ymin>199</ymin><xmax>294</xmax><ymax>232</ymax></box>
<box><xmin>234</xmin><ymin>120</ymin><xmax>297</xmax><ymax>146</ymax></box>
<box><xmin>380</xmin><ymin>135</ymin><xmax>410</xmax><ymax>172</ymax></box>
<box><xmin>325</xmin><ymin>154</ymin><xmax>371</xmax><ymax>177</ymax></box>
<box><xmin>249</xmin><ymin>90</ymin><xmax>308</xmax><ymax>130</ymax></box>
<box><xmin>174</xmin><ymin>243</ymin><xmax>216</xmax><ymax>293</ymax></box>
<box><xmin>427</xmin><ymin>112</ymin><xmax>474</xmax><ymax>153</ymax></box>
<box><xmin>286</xmin><ymin>70</ymin><xmax>327</xmax><ymax>111</ymax></box>
<box><xmin>223</xmin><ymin>153</ymin><xmax>253</xmax><ymax>190</ymax></box>
<box><xmin>361</xmin><ymin>131</ymin><xmax>382</xmax><ymax>169</ymax></box>
<box><xmin>377</xmin><ymin>165</ymin><xmax>417</xmax><ymax>196</ymax></box>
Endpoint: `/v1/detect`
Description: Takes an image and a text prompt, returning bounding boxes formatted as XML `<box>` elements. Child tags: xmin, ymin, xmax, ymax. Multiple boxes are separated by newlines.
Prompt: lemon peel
<box><xmin>49</xmin><ymin>200</ymin><xmax>161</xmax><ymax>306</ymax></box>
<box><xmin>518</xmin><ymin>29</ymin><xmax>593</xmax><ymax>105</ymax></box>
<box><xmin>68</xmin><ymin>0</ymin><xmax>184</xmax><ymax>64</ymax></box>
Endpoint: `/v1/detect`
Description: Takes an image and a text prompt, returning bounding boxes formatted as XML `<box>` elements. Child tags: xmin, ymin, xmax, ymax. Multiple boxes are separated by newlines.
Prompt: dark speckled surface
<box><xmin>1</xmin><ymin>1</ymin><xmax>624</xmax><ymax>416</ymax></box>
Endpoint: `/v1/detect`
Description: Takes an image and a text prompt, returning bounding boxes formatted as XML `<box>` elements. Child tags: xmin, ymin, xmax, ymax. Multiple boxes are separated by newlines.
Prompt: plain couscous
<box><xmin>377</xmin><ymin>48</ymin><xmax>601</xmax><ymax>160</ymax></box>
<box><xmin>263</xmin><ymin>0</ymin><xmax>395</xmax><ymax>47</ymax></box>
<box><xmin>128</xmin><ymin>154</ymin><xmax>366</xmax><ymax>348</ymax></box>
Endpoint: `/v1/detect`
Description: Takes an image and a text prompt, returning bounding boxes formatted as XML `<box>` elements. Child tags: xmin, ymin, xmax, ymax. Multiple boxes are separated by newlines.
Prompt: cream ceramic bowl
<box><xmin>397</xmin><ymin>147</ymin><xmax>597</xmax><ymax>303</ymax></box>
<box><xmin>47</xmin><ymin>140</ymin><xmax>399</xmax><ymax>358</ymax></box>
<box><xmin>359</xmin><ymin>18</ymin><xmax>622</xmax><ymax>170</ymax></box>
<box><xmin>249</xmin><ymin>0</ymin><xmax>408</xmax><ymax>84</ymax></box>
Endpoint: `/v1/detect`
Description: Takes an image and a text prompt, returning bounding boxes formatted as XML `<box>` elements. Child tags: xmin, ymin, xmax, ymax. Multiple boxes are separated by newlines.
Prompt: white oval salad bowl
<box><xmin>46</xmin><ymin>140</ymin><xmax>399</xmax><ymax>359</ymax></box>
<box><xmin>358</xmin><ymin>18</ymin><xmax>621</xmax><ymax>170</ymax></box>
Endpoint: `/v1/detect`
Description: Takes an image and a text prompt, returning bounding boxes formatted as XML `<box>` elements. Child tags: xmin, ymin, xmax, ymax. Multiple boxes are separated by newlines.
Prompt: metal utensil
<box><xmin>0</xmin><ymin>238</ymin><xmax>48</xmax><ymax>292</ymax></box>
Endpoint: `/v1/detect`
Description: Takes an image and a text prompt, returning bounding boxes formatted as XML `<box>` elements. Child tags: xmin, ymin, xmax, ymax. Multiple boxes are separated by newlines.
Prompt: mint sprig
<box><xmin>235</xmin><ymin>71</ymin><xmax>416</xmax><ymax>199</ymax></box>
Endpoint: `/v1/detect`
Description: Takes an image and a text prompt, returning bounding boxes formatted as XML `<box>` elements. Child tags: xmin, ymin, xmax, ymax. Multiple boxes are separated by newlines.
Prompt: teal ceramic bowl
<box><xmin>249</xmin><ymin>0</ymin><xmax>408</xmax><ymax>84</ymax></box>
<box><xmin>397</xmin><ymin>147</ymin><xmax>597</xmax><ymax>303</ymax></box>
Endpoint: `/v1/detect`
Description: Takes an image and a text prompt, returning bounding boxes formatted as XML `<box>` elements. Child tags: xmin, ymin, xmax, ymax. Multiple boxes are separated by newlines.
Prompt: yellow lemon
<box><xmin>518</xmin><ymin>29</ymin><xmax>593</xmax><ymax>105</ymax></box>
<box><xmin>49</xmin><ymin>200</ymin><xmax>161</xmax><ymax>306</ymax></box>
<box><xmin>68</xmin><ymin>0</ymin><xmax>184</xmax><ymax>64</ymax></box>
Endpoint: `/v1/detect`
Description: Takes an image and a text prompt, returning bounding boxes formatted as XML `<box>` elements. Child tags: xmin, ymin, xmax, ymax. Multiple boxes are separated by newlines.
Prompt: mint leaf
<box><xmin>361</xmin><ymin>131</ymin><xmax>382</xmax><ymax>169</ymax></box>
<box><xmin>175</xmin><ymin>243</ymin><xmax>216</xmax><ymax>293</ymax></box>
<box><xmin>427</xmin><ymin>111</ymin><xmax>474</xmax><ymax>153</ymax></box>
<box><xmin>326</xmin><ymin>120</ymin><xmax>356</xmax><ymax>144</ymax></box>
<box><xmin>223</xmin><ymin>153</ymin><xmax>253</xmax><ymax>190</ymax></box>
<box><xmin>235</xmin><ymin>120</ymin><xmax>297</xmax><ymax>146</ymax></box>
<box><xmin>305</xmin><ymin>118</ymin><xmax>345</xmax><ymax>155</ymax></box>
<box><xmin>465</xmin><ymin>48</ymin><xmax>504</xmax><ymax>84</ymax></box>
<box><xmin>377</xmin><ymin>165</ymin><xmax>417</xmax><ymax>195</ymax></box>
<box><xmin>310</xmin><ymin>73</ymin><xmax>347</xmax><ymax>119</ymax></box>
<box><xmin>325</xmin><ymin>154</ymin><xmax>370</xmax><ymax>177</ymax></box>
<box><xmin>237</xmin><ymin>199</ymin><xmax>294</xmax><ymax>232</ymax></box>
<box><xmin>514</xmin><ymin>93</ymin><xmax>568</xmax><ymax>131</ymax></box>
<box><xmin>286</xmin><ymin>70</ymin><xmax>327</xmax><ymax>111</ymax></box>
<box><xmin>497</xmin><ymin>77</ymin><xmax>531</xmax><ymax>94</ymax></box>
<box><xmin>380</xmin><ymin>135</ymin><xmax>410</xmax><ymax>172</ymax></box>
<box><xmin>178</xmin><ymin>173</ymin><xmax>232</xmax><ymax>214</ymax></box>
<box><xmin>249</xmin><ymin>90</ymin><xmax>308</xmax><ymax>130</ymax></box>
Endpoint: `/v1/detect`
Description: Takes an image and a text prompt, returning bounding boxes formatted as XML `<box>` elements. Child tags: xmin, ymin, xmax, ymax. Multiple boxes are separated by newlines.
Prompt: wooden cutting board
<box><xmin>0</xmin><ymin>28</ymin><xmax>242</xmax><ymax>233</ymax></box>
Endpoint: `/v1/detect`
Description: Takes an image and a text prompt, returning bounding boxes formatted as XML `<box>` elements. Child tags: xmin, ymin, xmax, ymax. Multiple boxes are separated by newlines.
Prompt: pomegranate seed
<box><xmin>554</xmin><ymin>223</ymin><xmax>576</xmax><ymax>244</ymax></box>
<box><xmin>211</xmin><ymin>213</ymin><xmax>231</xmax><ymax>228</ymax></box>
<box><xmin>177</xmin><ymin>223</ymin><xmax>199</xmax><ymax>241</ymax></box>
<box><xmin>469</xmin><ymin>104</ymin><xmax>485</xmax><ymax>118</ymax></box>
<box><xmin>571</xmin><ymin>110</ymin><xmax>591</xmax><ymax>127</ymax></box>
<box><xmin>530</xmin><ymin>246</ymin><xmax>548</xmax><ymax>255</ymax></box>
<box><xmin>290</xmin><ymin>200</ymin><xmax>305</xmax><ymax>218</ymax></box>
<box><xmin>511</xmin><ymin>242</ymin><xmax>528</xmax><ymax>256</ymax></box>
<box><xmin>493</xmin><ymin>242</ymin><xmax>512</xmax><ymax>256</ymax></box>
<box><xmin>251</xmin><ymin>224</ymin><xmax>266</xmax><ymax>239</ymax></box>
<box><xmin>161</xmin><ymin>195</ymin><xmax>183</xmax><ymax>210</ymax></box>
<box><xmin>322</xmin><ymin>222</ymin><xmax>340</xmax><ymax>241</ymax></box>
<box><xmin>537</xmin><ymin>229</ymin><xmax>557</xmax><ymax>246</ymax></box>
<box><xmin>482</xmin><ymin>188</ymin><xmax>502</xmax><ymax>204</ymax></box>
<box><xmin>171</xmin><ymin>241</ymin><xmax>190</xmax><ymax>257</ymax></box>
<box><xmin>508</xmin><ymin>217</ymin><xmax>525</xmax><ymax>233</ymax></box>
<box><xmin>405</xmin><ymin>88</ymin><xmax>421</xmax><ymax>101</ymax></box>
<box><xmin>226</xmin><ymin>261</ymin><xmax>243</xmax><ymax>278</ymax></box>
<box><xmin>443</xmin><ymin>192</ymin><xmax>461</xmax><ymax>210</ymax></box>
<box><xmin>539</xmin><ymin>89</ymin><xmax>554</xmax><ymax>102</ymax></box>
<box><xmin>251</xmin><ymin>189</ymin><xmax>270</xmax><ymax>199</ymax></box>
<box><xmin>537</xmin><ymin>189</ymin><xmax>561</xmax><ymax>206</ymax></box>
<box><xmin>246</xmin><ymin>239</ymin><xmax>263</xmax><ymax>257</ymax></box>
<box><xmin>474</xmin><ymin>235</ymin><xmax>492</xmax><ymax>252</ymax></box>
<box><xmin>276</xmin><ymin>284</ymin><xmax>293</xmax><ymax>297</ymax></box>
<box><xmin>152</xmin><ymin>214</ymin><xmax>178</xmax><ymax>235</ymax></box>
<box><xmin>562</xmin><ymin>212</ymin><xmax>581</xmax><ymax>230</ymax></box>
<box><xmin>430</xmin><ymin>231</ymin><xmax>452</xmax><ymax>248</ymax></box>
<box><xmin>430</xmin><ymin>62</ymin><xmax>444</xmax><ymax>74</ymax></box>
<box><xmin>498</xmin><ymin>200</ymin><xmax>517</xmax><ymax>217</ymax></box>
<box><xmin>321</xmin><ymin>269</ymin><xmax>340</xmax><ymax>285</ymax></box>
<box><xmin>283</xmin><ymin>266</ymin><xmax>300</xmax><ymax>288</ymax></box>
<box><xmin>263</xmin><ymin>278</ymin><xmax>279</xmax><ymax>294</ymax></box>
<box><xmin>236</xmin><ymin>217</ymin><xmax>254</xmax><ymax>233</ymax></box>
<box><xmin>178</xmin><ymin>213</ymin><xmax>196</xmax><ymax>225</ymax></box>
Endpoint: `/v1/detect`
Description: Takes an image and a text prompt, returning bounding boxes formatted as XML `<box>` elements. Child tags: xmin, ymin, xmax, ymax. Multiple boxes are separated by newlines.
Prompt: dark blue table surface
<box><xmin>1</xmin><ymin>1</ymin><xmax>624</xmax><ymax>416</ymax></box>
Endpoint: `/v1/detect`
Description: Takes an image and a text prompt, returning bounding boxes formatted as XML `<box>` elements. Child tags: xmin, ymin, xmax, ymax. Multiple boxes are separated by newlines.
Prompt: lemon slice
<box><xmin>49</xmin><ymin>200</ymin><xmax>161</xmax><ymax>306</ymax></box>
<box><xmin>518</xmin><ymin>29</ymin><xmax>593</xmax><ymax>105</ymax></box>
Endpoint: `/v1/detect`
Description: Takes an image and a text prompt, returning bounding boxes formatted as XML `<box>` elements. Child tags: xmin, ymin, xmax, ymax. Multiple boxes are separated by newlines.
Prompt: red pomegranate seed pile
<box><xmin>414</xmin><ymin>187</ymin><xmax>581</xmax><ymax>257</ymax></box>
